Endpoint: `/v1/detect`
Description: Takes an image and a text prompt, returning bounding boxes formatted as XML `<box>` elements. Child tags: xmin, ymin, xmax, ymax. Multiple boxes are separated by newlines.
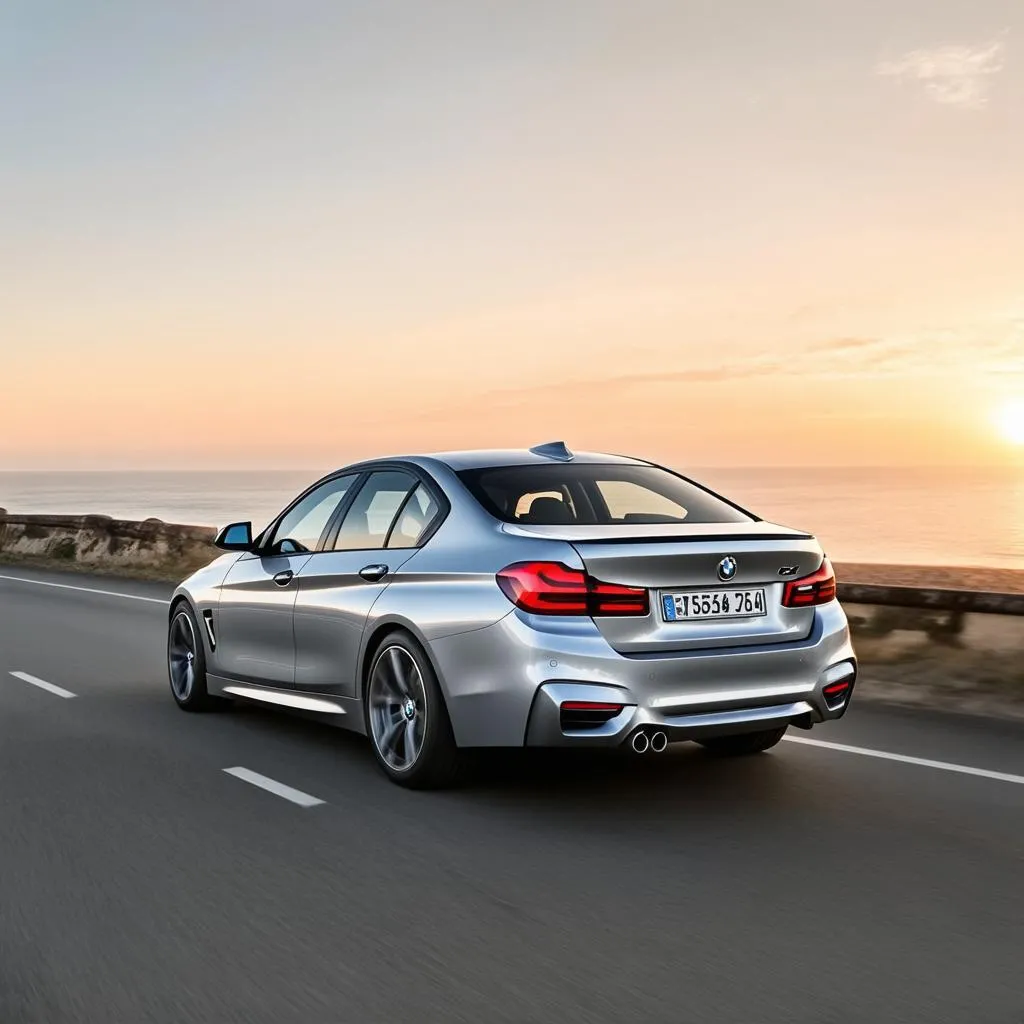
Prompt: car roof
<box><xmin>415</xmin><ymin>448</ymin><xmax>651</xmax><ymax>472</ymax></box>
<box><xmin>329</xmin><ymin>445</ymin><xmax>652</xmax><ymax>476</ymax></box>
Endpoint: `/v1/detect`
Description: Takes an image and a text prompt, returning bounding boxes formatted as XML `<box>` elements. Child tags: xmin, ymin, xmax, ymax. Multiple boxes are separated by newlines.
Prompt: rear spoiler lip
<box><xmin>499</xmin><ymin>524</ymin><xmax>816</xmax><ymax>544</ymax></box>
<box><xmin>565</xmin><ymin>531</ymin><xmax>816</xmax><ymax>545</ymax></box>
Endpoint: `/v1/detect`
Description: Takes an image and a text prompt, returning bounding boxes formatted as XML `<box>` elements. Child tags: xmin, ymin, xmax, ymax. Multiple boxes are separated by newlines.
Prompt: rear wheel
<box><xmin>364</xmin><ymin>630</ymin><xmax>463</xmax><ymax>789</ymax></box>
<box><xmin>167</xmin><ymin>603</ymin><xmax>213</xmax><ymax>712</ymax></box>
<box><xmin>698</xmin><ymin>726</ymin><xmax>788</xmax><ymax>756</ymax></box>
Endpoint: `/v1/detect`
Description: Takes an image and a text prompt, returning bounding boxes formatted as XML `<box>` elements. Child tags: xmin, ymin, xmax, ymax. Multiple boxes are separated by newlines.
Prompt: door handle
<box><xmin>273</xmin><ymin>569</ymin><xmax>295</xmax><ymax>587</ymax></box>
<box><xmin>359</xmin><ymin>564</ymin><xmax>389</xmax><ymax>582</ymax></box>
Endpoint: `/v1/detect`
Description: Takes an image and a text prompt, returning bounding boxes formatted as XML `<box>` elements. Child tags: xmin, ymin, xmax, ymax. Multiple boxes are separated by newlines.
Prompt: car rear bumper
<box><xmin>523</xmin><ymin>661</ymin><xmax>856</xmax><ymax>748</ymax></box>
<box><xmin>427</xmin><ymin>600</ymin><xmax>857</xmax><ymax>748</ymax></box>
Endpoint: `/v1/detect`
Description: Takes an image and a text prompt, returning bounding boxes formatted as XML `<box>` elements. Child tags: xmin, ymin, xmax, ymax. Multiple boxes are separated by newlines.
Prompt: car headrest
<box><xmin>523</xmin><ymin>496</ymin><xmax>573</xmax><ymax>524</ymax></box>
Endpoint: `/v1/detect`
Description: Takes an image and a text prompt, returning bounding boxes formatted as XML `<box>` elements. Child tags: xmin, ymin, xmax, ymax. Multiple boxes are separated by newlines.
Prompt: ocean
<box><xmin>1</xmin><ymin>466</ymin><xmax>1021</xmax><ymax>570</ymax></box>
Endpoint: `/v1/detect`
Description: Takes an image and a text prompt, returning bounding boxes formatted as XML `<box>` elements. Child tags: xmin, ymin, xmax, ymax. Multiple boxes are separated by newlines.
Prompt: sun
<box><xmin>994</xmin><ymin>399</ymin><xmax>1024</xmax><ymax>446</ymax></box>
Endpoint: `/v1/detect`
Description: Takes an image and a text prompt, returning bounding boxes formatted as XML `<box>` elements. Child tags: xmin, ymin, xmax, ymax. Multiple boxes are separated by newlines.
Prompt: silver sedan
<box><xmin>167</xmin><ymin>442</ymin><xmax>857</xmax><ymax>788</ymax></box>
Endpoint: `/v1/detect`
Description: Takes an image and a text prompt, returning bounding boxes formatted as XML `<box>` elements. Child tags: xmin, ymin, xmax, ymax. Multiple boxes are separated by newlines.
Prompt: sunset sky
<box><xmin>2</xmin><ymin>1</ymin><xmax>1023</xmax><ymax>470</ymax></box>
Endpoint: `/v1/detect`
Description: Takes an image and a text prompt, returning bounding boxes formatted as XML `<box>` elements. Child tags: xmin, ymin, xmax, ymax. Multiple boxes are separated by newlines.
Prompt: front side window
<box><xmin>268</xmin><ymin>475</ymin><xmax>356</xmax><ymax>553</ymax></box>
<box><xmin>457</xmin><ymin>464</ymin><xmax>753</xmax><ymax>526</ymax></box>
<box><xmin>333</xmin><ymin>470</ymin><xmax>417</xmax><ymax>551</ymax></box>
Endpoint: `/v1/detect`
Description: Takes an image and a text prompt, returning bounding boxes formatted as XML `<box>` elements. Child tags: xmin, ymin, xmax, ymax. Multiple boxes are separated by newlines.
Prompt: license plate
<box><xmin>661</xmin><ymin>588</ymin><xmax>767</xmax><ymax>621</ymax></box>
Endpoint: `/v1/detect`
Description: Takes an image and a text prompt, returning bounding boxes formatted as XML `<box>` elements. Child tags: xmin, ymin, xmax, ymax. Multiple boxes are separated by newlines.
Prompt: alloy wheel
<box><xmin>168</xmin><ymin>611</ymin><xmax>197</xmax><ymax>702</ymax></box>
<box><xmin>368</xmin><ymin>645</ymin><xmax>427</xmax><ymax>772</ymax></box>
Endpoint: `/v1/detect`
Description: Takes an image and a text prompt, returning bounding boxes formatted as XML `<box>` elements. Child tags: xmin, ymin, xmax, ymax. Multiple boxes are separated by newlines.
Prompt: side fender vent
<box><xmin>202</xmin><ymin>609</ymin><xmax>217</xmax><ymax>650</ymax></box>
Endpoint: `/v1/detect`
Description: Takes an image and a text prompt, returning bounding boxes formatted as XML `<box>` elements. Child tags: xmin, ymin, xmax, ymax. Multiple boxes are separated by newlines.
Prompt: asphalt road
<box><xmin>1</xmin><ymin>568</ymin><xmax>1022</xmax><ymax>1024</ymax></box>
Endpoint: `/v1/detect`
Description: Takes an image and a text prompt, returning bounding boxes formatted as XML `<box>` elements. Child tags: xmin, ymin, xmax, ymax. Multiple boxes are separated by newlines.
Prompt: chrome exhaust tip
<box><xmin>650</xmin><ymin>731</ymin><xmax>668</xmax><ymax>753</ymax></box>
<box><xmin>630</xmin><ymin>731</ymin><xmax>650</xmax><ymax>754</ymax></box>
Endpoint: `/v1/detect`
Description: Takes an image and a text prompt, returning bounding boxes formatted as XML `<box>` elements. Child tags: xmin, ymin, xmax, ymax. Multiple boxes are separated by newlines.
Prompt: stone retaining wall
<box><xmin>0</xmin><ymin>511</ymin><xmax>217</xmax><ymax>581</ymax></box>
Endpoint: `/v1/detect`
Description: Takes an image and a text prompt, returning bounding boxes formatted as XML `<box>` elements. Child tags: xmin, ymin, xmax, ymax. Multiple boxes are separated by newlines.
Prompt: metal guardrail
<box><xmin>839</xmin><ymin>583</ymin><xmax>1024</xmax><ymax>617</ymax></box>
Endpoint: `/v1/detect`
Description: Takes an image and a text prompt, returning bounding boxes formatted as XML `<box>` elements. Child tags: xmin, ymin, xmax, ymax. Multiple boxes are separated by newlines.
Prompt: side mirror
<box><xmin>214</xmin><ymin>521</ymin><xmax>254</xmax><ymax>551</ymax></box>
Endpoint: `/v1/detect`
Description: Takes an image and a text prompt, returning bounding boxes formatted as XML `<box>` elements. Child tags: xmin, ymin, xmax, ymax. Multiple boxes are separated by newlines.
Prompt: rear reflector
<box><xmin>781</xmin><ymin>558</ymin><xmax>837</xmax><ymax>608</ymax></box>
<box><xmin>496</xmin><ymin>562</ymin><xmax>649</xmax><ymax>616</ymax></box>
<box><xmin>559</xmin><ymin>700</ymin><xmax>625</xmax><ymax>730</ymax></box>
<box><xmin>822</xmin><ymin>676</ymin><xmax>852</xmax><ymax>709</ymax></box>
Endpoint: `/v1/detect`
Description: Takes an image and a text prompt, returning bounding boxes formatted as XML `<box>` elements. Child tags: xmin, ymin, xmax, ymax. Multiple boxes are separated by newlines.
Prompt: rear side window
<box><xmin>332</xmin><ymin>470</ymin><xmax>417</xmax><ymax>550</ymax></box>
<box><xmin>387</xmin><ymin>485</ymin><xmax>440</xmax><ymax>549</ymax></box>
<box><xmin>457</xmin><ymin>464</ymin><xmax>753</xmax><ymax>526</ymax></box>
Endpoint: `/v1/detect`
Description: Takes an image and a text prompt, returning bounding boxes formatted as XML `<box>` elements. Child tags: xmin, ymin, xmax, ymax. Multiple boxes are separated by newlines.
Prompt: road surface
<box><xmin>1</xmin><ymin>568</ymin><xmax>1022</xmax><ymax>1023</ymax></box>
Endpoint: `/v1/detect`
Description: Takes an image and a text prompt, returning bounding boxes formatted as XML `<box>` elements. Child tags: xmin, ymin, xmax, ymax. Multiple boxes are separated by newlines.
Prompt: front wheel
<box><xmin>167</xmin><ymin>603</ymin><xmax>213</xmax><ymax>711</ymax></box>
<box><xmin>697</xmin><ymin>726</ymin><xmax>788</xmax><ymax>756</ymax></box>
<box><xmin>364</xmin><ymin>630</ymin><xmax>464</xmax><ymax>789</ymax></box>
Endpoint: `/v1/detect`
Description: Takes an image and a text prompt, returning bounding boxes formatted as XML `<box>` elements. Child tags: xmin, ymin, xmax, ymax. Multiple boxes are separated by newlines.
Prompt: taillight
<box><xmin>496</xmin><ymin>561</ymin><xmax>588</xmax><ymax>614</ymax></box>
<box><xmin>781</xmin><ymin>557</ymin><xmax>837</xmax><ymax>608</ymax></box>
<box><xmin>588</xmin><ymin>578</ymin><xmax>650</xmax><ymax>615</ymax></box>
<box><xmin>496</xmin><ymin>561</ymin><xmax>649</xmax><ymax>616</ymax></box>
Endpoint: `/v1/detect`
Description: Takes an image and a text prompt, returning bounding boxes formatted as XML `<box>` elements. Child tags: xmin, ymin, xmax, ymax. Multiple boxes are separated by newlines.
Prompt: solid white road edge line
<box><xmin>9</xmin><ymin>671</ymin><xmax>77</xmax><ymax>699</ymax></box>
<box><xmin>784</xmin><ymin>735</ymin><xmax>1024</xmax><ymax>786</ymax></box>
<box><xmin>222</xmin><ymin>767</ymin><xmax>326</xmax><ymax>807</ymax></box>
<box><xmin>0</xmin><ymin>573</ymin><xmax>168</xmax><ymax>604</ymax></box>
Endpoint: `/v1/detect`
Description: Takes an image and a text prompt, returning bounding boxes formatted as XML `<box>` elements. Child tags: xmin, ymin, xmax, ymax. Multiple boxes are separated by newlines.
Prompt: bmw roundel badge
<box><xmin>717</xmin><ymin>556</ymin><xmax>738</xmax><ymax>582</ymax></box>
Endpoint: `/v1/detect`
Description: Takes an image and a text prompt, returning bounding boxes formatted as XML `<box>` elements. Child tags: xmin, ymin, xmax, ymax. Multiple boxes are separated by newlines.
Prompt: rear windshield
<box><xmin>457</xmin><ymin>464</ymin><xmax>755</xmax><ymax>526</ymax></box>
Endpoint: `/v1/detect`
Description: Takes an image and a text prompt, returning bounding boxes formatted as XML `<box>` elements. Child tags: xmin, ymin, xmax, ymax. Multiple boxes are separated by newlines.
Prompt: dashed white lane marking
<box><xmin>9</xmin><ymin>671</ymin><xmax>77</xmax><ymax>699</ymax></box>
<box><xmin>784</xmin><ymin>735</ymin><xmax>1024</xmax><ymax>786</ymax></box>
<box><xmin>222</xmin><ymin>767</ymin><xmax>325</xmax><ymax>808</ymax></box>
<box><xmin>0</xmin><ymin>574</ymin><xmax>168</xmax><ymax>604</ymax></box>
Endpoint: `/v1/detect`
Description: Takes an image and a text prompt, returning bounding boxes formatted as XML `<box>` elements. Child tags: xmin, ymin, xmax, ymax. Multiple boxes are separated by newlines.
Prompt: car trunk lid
<box><xmin>502</xmin><ymin>520</ymin><xmax>824</xmax><ymax>653</ymax></box>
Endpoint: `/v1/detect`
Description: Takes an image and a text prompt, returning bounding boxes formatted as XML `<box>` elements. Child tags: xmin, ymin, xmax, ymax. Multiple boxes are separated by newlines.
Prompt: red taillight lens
<box><xmin>589</xmin><ymin>578</ymin><xmax>650</xmax><ymax>616</ymax></box>
<box><xmin>823</xmin><ymin>680</ymin><xmax>850</xmax><ymax>697</ymax></box>
<box><xmin>781</xmin><ymin>558</ymin><xmax>837</xmax><ymax>608</ymax></box>
<box><xmin>560</xmin><ymin>701</ymin><xmax>625</xmax><ymax>712</ymax></box>
<box><xmin>496</xmin><ymin>561</ymin><xmax>589</xmax><ymax>614</ymax></box>
<box><xmin>496</xmin><ymin>562</ymin><xmax>649</xmax><ymax>617</ymax></box>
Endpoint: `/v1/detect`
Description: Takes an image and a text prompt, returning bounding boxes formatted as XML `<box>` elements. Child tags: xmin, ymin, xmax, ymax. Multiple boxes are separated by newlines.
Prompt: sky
<box><xmin>2</xmin><ymin>0</ymin><xmax>1023</xmax><ymax>470</ymax></box>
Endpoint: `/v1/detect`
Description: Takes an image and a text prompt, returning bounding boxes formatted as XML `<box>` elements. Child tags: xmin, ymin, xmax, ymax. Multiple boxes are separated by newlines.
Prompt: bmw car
<box><xmin>167</xmin><ymin>442</ymin><xmax>857</xmax><ymax>788</ymax></box>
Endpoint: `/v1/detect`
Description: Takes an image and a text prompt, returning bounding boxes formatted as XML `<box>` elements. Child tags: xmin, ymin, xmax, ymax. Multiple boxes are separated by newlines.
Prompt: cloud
<box><xmin>807</xmin><ymin>337</ymin><xmax>879</xmax><ymax>353</ymax></box>
<box><xmin>377</xmin><ymin>340</ymin><xmax>910</xmax><ymax>428</ymax></box>
<box><xmin>365</xmin><ymin>328</ymin><xmax>1019</xmax><ymax>432</ymax></box>
<box><xmin>976</xmin><ymin>328</ymin><xmax>1024</xmax><ymax>375</ymax></box>
<box><xmin>875</xmin><ymin>39</ymin><xmax>1006</xmax><ymax>109</ymax></box>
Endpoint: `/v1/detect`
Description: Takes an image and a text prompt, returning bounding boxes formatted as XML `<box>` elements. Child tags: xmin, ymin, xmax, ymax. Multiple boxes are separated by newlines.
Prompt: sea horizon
<box><xmin>2</xmin><ymin>465</ymin><xmax>1022</xmax><ymax>571</ymax></box>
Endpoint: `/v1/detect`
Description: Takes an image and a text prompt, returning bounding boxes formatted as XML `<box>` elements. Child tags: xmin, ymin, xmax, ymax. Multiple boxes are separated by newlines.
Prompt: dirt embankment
<box><xmin>836</xmin><ymin>561</ymin><xmax>1024</xmax><ymax>595</ymax></box>
<box><xmin>0</xmin><ymin>511</ymin><xmax>217</xmax><ymax>582</ymax></box>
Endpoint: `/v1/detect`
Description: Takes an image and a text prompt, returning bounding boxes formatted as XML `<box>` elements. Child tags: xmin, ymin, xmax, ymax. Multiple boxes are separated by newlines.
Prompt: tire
<box><xmin>167</xmin><ymin>602</ymin><xmax>214</xmax><ymax>712</ymax></box>
<box><xmin>363</xmin><ymin>629</ymin><xmax>464</xmax><ymax>789</ymax></box>
<box><xmin>697</xmin><ymin>725</ymin><xmax>788</xmax><ymax>756</ymax></box>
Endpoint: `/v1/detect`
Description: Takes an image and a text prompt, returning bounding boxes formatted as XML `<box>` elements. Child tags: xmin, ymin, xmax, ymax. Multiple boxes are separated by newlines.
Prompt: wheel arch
<box><xmin>358</xmin><ymin>616</ymin><xmax>449</xmax><ymax>705</ymax></box>
<box><xmin>167</xmin><ymin>589</ymin><xmax>216</xmax><ymax>663</ymax></box>
<box><xmin>168</xmin><ymin>591</ymin><xmax>192</xmax><ymax>621</ymax></box>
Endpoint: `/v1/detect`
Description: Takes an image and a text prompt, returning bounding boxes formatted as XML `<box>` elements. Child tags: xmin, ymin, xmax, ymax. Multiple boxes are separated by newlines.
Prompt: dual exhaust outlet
<box><xmin>630</xmin><ymin>729</ymin><xmax>668</xmax><ymax>754</ymax></box>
